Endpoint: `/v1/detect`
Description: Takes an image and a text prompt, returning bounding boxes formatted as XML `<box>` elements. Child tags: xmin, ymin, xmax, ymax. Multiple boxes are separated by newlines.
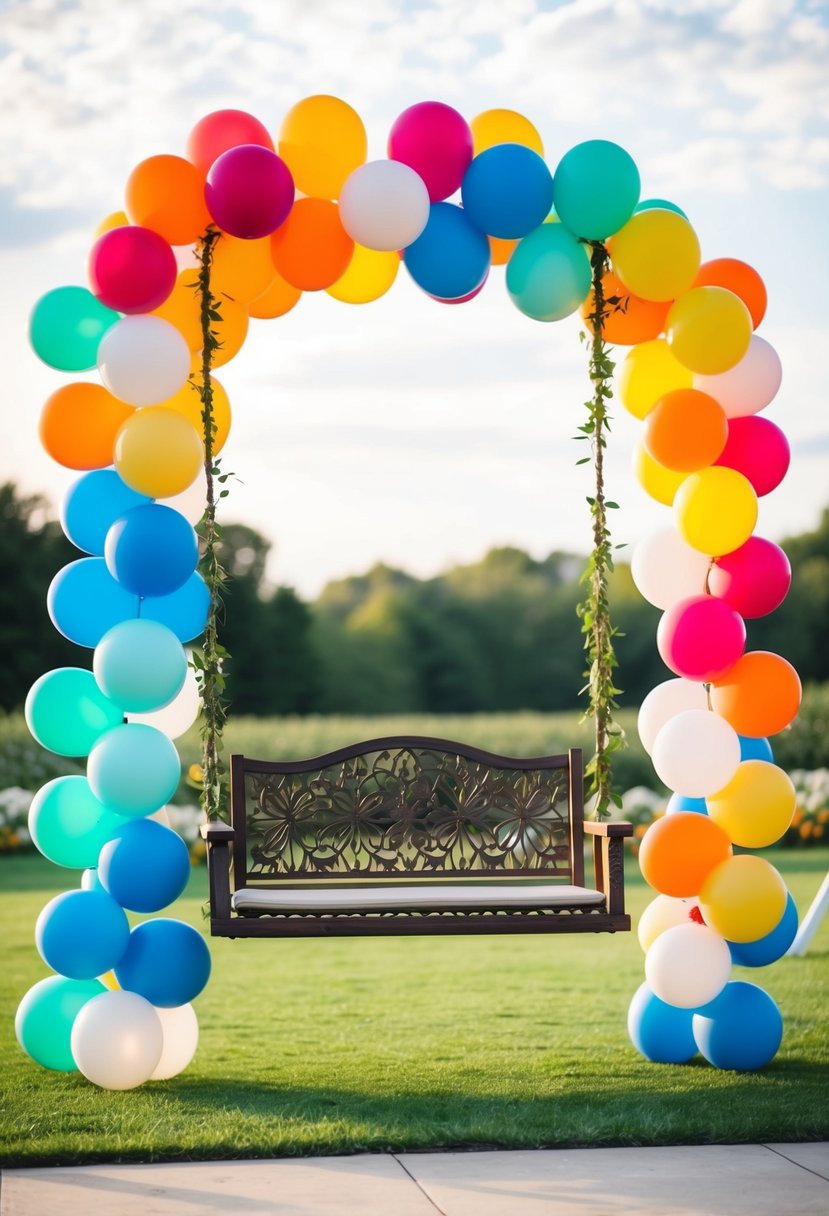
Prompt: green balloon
<box><xmin>635</xmin><ymin>197</ymin><xmax>689</xmax><ymax>219</ymax></box>
<box><xmin>15</xmin><ymin>976</ymin><xmax>106</xmax><ymax>1071</ymax></box>
<box><xmin>28</xmin><ymin>776</ymin><xmax>126</xmax><ymax>869</ymax></box>
<box><xmin>507</xmin><ymin>223</ymin><xmax>592</xmax><ymax>322</ymax></box>
<box><xmin>25</xmin><ymin>667</ymin><xmax>124</xmax><ymax>757</ymax></box>
<box><xmin>29</xmin><ymin>286</ymin><xmax>119</xmax><ymax>372</ymax></box>
<box><xmin>552</xmin><ymin>140</ymin><xmax>640</xmax><ymax>240</ymax></box>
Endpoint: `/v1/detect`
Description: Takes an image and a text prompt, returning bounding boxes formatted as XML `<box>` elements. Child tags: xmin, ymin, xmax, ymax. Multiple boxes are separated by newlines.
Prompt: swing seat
<box><xmin>201</xmin><ymin>738</ymin><xmax>633</xmax><ymax>939</ymax></box>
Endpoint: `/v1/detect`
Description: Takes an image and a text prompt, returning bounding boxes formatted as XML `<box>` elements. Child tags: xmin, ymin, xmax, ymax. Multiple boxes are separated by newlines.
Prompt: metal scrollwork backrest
<box><xmin>239</xmin><ymin>740</ymin><xmax>573</xmax><ymax>880</ymax></box>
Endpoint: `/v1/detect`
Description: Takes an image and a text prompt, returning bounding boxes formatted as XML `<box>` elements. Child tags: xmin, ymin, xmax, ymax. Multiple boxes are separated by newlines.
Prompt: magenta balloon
<box><xmin>88</xmin><ymin>227</ymin><xmax>176</xmax><ymax>314</ymax></box>
<box><xmin>388</xmin><ymin>101</ymin><xmax>473</xmax><ymax>202</ymax></box>
<box><xmin>657</xmin><ymin>595</ymin><xmax>746</xmax><ymax>682</ymax></box>
<box><xmin>205</xmin><ymin>145</ymin><xmax>294</xmax><ymax>239</ymax></box>
<box><xmin>708</xmin><ymin>537</ymin><xmax>791</xmax><ymax>618</ymax></box>
<box><xmin>715</xmin><ymin>416</ymin><xmax>790</xmax><ymax>497</ymax></box>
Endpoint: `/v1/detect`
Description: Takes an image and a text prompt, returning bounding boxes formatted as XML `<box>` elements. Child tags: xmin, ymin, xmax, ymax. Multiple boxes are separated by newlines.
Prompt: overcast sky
<box><xmin>3</xmin><ymin>0</ymin><xmax>828</xmax><ymax>596</ymax></box>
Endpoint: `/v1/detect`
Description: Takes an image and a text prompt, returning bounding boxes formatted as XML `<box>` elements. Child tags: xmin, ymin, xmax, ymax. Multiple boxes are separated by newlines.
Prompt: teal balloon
<box><xmin>552</xmin><ymin>140</ymin><xmax>640</xmax><ymax>239</ymax></box>
<box><xmin>15</xmin><ymin>976</ymin><xmax>106</xmax><ymax>1070</ymax></box>
<box><xmin>35</xmin><ymin>889</ymin><xmax>130</xmax><ymax>980</ymax></box>
<box><xmin>506</xmin><ymin>223</ymin><xmax>591</xmax><ymax>322</ymax></box>
<box><xmin>28</xmin><ymin>776</ymin><xmax>126</xmax><ymax>869</ymax></box>
<box><xmin>25</xmin><ymin>667</ymin><xmax>123</xmax><ymax>756</ymax></box>
<box><xmin>635</xmin><ymin>198</ymin><xmax>688</xmax><ymax>219</ymax></box>
<box><xmin>29</xmin><ymin>286</ymin><xmax>119</xmax><ymax>372</ymax></box>
<box><xmin>87</xmin><ymin>722</ymin><xmax>181</xmax><ymax>817</ymax></box>
<box><xmin>94</xmin><ymin>619</ymin><xmax>187</xmax><ymax>713</ymax></box>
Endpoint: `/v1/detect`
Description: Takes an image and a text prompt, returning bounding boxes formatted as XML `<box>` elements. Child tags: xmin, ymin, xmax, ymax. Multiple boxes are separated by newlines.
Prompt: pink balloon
<box><xmin>205</xmin><ymin>145</ymin><xmax>294</xmax><ymax>239</ymax></box>
<box><xmin>187</xmin><ymin>109</ymin><xmax>274</xmax><ymax>173</ymax></box>
<box><xmin>657</xmin><ymin>595</ymin><xmax>746</xmax><ymax>683</ymax></box>
<box><xmin>715</xmin><ymin>416</ymin><xmax>790</xmax><ymax>496</ymax></box>
<box><xmin>388</xmin><ymin>102</ymin><xmax>473</xmax><ymax>202</ymax></box>
<box><xmin>708</xmin><ymin>537</ymin><xmax>791</xmax><ymax>618</ymax></box>
<box><xmin>694</xmin><ymin>335</ymin><xmax>782</xmax><ymax>418</ymax></box>
<box><xmin>88</xmin><ymin>227</ymin><xmax>177</xmax><ymax>314</ymax></box>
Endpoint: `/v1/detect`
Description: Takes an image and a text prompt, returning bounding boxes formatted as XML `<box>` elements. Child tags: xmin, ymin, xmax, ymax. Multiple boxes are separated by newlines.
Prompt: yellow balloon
<box><xmin>634</xmin><ymin>442</ymin><xmax>688</xmax><ymax>506</ymax></box>
<box><xmin>99</xmin><ymin>970</ymin><xmax>120</xmax><ymax>990</ymax></box>
<box><xmin>707</xmin><ymin>761</ymin><xmax>796</xmax><ymax>849</ymax></box>
<box><xmin>95</xmin><ymin>210</ymin><xmax>129</xmax><ymax>237</ymax></box>
<box><xmin>157</xmin><ymin>374</ymin><xmax>232</xmax><ymax>456</ymax></box>
<box><xmin>248</xmin><ymin>269</ymin><xmax>302</xmax><ymax>320</ymax></box>
<box><xmin>609</xmin><ymin>209</ymin><xmax>700</xmax><ymax>302</ymax></box>
<box><xmin>638</xmin><ymin>894</ymin><xmax>699</xmax><ymax>952</ymax></box>
<box><xmin>327</xmin><ymin>244</ymin><xmax>399</xmax><ymax>304</ymax></box>
<box><xmin>211</xmin><ymin>235</ymin><xmax>277</xmax><ymax>304</ymax></box>
<box><xmin>470</xmin><ymin>108</ymin><xmax>544</xmax><ymax>157</ymax></box>
<box><xmin>115</xmin><ymin>407</ymin><xmax>204</xmax><ymax>498</ymax></box>
<box><xmin>618</xmin><ymin>339</ymin><xmax>693</xmax><ymax>420</ymax></box>
<box><xmin>674</xmin><ymin>466</ymin><xmax>758</xmax><ymax>556</ymax></box>
<box><xmin>667</xmin><ymin>286</ymin><xmax>753</xmax><ymax>375</ymax></box>
<box><xmin>699</xmin><ymin>855</ymin><xmax>787</xmax><ymax>943</ymax></box>
<box><xmin>279</xmin><ymin>95</ymin><xmax>367</xmax><ymax>199</ymax></box>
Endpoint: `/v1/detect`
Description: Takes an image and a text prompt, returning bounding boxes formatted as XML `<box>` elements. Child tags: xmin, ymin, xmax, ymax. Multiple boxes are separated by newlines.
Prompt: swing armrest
<box><xmin>584</xmin><ymin>820</ymin><xmax>632</xmax><ymax>916</ymax></box>
<box><xmin>201</xmin><ymin>821</ymin><xmax>235</xmax><ymax>921</ymax></box>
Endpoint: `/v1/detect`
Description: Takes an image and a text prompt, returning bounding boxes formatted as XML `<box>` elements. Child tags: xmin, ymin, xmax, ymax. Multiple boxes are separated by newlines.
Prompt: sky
<box><xmin>2</xmin><ymin>0</ymin><xmax>828</xmax><ymax>598</ymax></box>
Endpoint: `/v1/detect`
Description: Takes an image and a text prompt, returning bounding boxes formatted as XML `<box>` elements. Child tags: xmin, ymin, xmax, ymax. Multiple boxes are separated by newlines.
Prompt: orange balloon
<box><xmin>210</xmin><ymin>235</ymin><xmax>277</xmax><ymax>304</ymax></box>
<box><xmin>711</xmin><ymin>651</ymin><xmax>802</xmax><ymax>738</ymax></box>
<box><xmin>153</xmin><ymin>270</ymin><xmax>249</xmax><ymax>366</ymax></box>
<box><xmin>210</xmin><ymin>294</ymin><xmax>249</xmax><ymax>367</ymax></box>
<box><xmin>39</xmin><ymin>383</ymin><xmax>134</xmax><ymax>470</ymax></box>
<box><xmin>271</xmin><ymin>198</ymin><xmax>354</xmax><ymax>291</ymax></box>
<box><xmin>489</xmin><ymin>235</ymin><xmax>518</xmax><ymax>266</ymax></box>
<box><xmin>248</xmin><ymin>268</ymin><xmax>302</xmax><ymax>319</ymax></box>
<box><xmin>639</xmin><ymin>812</ymin><xmax>732</xmax><ymax>898</ymax></box>
<box><xmin>644</xmin><ymin>388</ymin><xmax>728</xmax><ymax>472</ymax></box>
<box><xmin>694</xmin><ymin>257</ymin><xmax>767</xmax><ymax>330</ymax></box>
<box><xmin>126</xmin><ymin>155</ymin><xmax>211</xmax><ymax>246</ymax></box>
<box><xmin>158</xmin><ymin>374</ymin><xmax>231</xmax><ymax>455</ymax></box>
<box><xmin>581</xmin><ymin>269</ymin><xmax>670</xmax><ymax>346</ymax></box>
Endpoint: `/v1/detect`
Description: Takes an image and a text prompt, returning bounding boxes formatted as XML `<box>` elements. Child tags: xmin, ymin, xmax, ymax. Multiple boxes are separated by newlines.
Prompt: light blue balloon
<box><xmin>404</xmin><ymin>202</ymin><xmax>491</xmax><ymax>301</ymax></box>
<box><xmin>729</xmin><ymin>893</ymin><xmax>798</xmax><ymax>967</ymax></box>
<box><xmin>506</xmin><ymin>223</ymin><xmax>592</xmax><ymax>322</ymax></box>
<box><xmin>15</xmin><ymin>976</ymin><xmax>106</xmax><ymax>1070</ymax></box>
<box><xmin>552</xmin><ymin>140</ymin><xmax>640</xmax><ymax>239</ymax></box>
<box><xmin>87</xmin><ymin>722</ymin><xmax>181</xmax><ymax>817</ymax></box>
<box><xmin>666</xmin><ymin>793</ymin><xmax>708</xmax><ymax>815</ymax></box>
<box><xmin>48</xmin><ymin>558</ymin><xmax>139</xmax><ymax>648</ymax></box>
<box><xmin>462</xmin><ymin>144</ymin><xmax>554</xmax><ymax>239</ymax></box>
<box><xmin>99</xmin><ymin>818</ymin><xmax>191</xmax><ymax>912</ymax></box>
<box><xmin>635</xmin><ymin>198</ymin><xmax>689</xmax><ymax>219</ymax></box>
<box><xmin>94</xmin><ymin>619</ymin><xmax>187</xmax><ymax>712</ymax></box>
<box><xmin>81</xmin><ymin>867</ymin><xmax>106</xmax><ymax>893</ymax></box>
<box><xmin>25</xmin><ymin>667</ymin><xmax>123</xmax><ymax>756</ymax></box>
<box><xmin>141</xmin><ymin>572</ymin><xmax>210</xmax><ymax>643</ymax></box>
<box><xmin>35</xmin><ymin>889</ymin><xmax>130</xmax><ymax>980</ymax></box>
<box><xmin>61</xmin><ymin>470</ymin><xmax>150</xmax><ymax>555</ymax></box>
<box><xmin>628</xmin><ymin>981</ymin><xmax>697</xmax><ymax>1063</ymax></box>
<box><xmin>115</xmin><ymin>918</ymin><xmax>211</xmax><ymax>1007</ymax></box>
<box><xmin>739</xmin><ymin>735</ymin><xmax>774</xmax><ymax>763</ymax></box>
<box><xmin>28</xmin><ymin>776</ymin><xmax>126</xmax><ymax>869</ymax></box>
<box><xmin>692</xmin><ymin>981</ymin><xmax>783</xmax><ymax>1070</ymax></box>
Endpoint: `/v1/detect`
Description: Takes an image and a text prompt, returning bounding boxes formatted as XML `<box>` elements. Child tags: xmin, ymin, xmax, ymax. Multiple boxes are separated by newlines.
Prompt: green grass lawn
<box><xmin>1</xmin><ymin>848</ymin><xmax>828</xmax><ymax>1167</ymax></box>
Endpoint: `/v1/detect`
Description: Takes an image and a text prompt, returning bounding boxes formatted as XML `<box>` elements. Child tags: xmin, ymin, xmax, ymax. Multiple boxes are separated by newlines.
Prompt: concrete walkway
<box><xmin>1</xmin><ymin>1143</ymin><xmax>827</xmax><ymax>1215</ymax></box>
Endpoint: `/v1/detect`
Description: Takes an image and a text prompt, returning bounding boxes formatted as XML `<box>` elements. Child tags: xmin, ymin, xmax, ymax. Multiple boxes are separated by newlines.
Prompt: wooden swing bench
<box><xmin>201</xmin><ymin>737</ymin><xmax>633</xmax><ymax>939</ymax></box>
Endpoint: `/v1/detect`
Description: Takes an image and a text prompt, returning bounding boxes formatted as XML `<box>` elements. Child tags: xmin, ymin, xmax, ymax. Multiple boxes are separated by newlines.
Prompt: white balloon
<box><xmin>631</xmin><ymin>528</ymin><xmax>712</xmax><ymax>610</ymax></box>
<box><xmin>98</xmin><ymin>316</ymin><xmax>191</xmax><ymax>407</ymax></box>
<box><xmin>638</xmin><ymin>893</ymin><xmax>700</xmax><ymax>953</ymax></box>
<box><xmin>71</xmin><ymin>990</ymin><xmax>163</xmax><ymax>1090</ymax></box>
<box><xmin>339</xmin><ymin>161</ymin><xmax>430</xmax><ymax>251</ymax></box>
<box><xmin>652</xmin><ymin>709</ymin><xmax>741</xmax><ymax>797</ymax></box>
<box><xmin>129</xmin><ymin>663</ymin><xmax>200</xmax><ymax>738</ymax></box>
<box><xmin>158</xmin><ymin>473</ymin><xmax>207</xmax><ymax>526</ymax></box>
<box><xmin>694</xmin><ymin>335</ymin><xmax>782</xmax><ymax>418</ymax></box>
<box><xmin>645</xmin><ymin>922</ymin><xmax>731</xmax><ymax>1009</ymax></box>
<box><xmin>150</xmin><ymin>1003</ymin><xmax>199</xmax><ymax>1080</ymax></box>
<box><xmin>638</xmin><ymin>679</ymin><xmax>709</xmax><ymax>755</ymax></box>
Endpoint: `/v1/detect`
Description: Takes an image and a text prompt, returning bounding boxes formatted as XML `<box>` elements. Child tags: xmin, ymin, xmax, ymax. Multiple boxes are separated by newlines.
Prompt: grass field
<box><xmin>1</xmin><ymin>848</ymin><xmax>827</xmax><ymax>1167</ymax></box>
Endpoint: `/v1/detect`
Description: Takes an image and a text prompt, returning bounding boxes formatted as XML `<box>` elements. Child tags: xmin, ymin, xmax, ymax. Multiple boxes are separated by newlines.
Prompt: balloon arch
<box><xmin>19</xmin><ymin>97</ymin><xmax>799</xmax><ymax>1088</ymax></box>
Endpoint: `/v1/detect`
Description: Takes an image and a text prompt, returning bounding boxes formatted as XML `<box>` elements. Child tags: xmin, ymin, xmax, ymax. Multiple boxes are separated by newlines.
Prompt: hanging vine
<box><xmin>576</xmin><ymin>240</ymin><xmax>626</xmax><ymax>817</ymax></box>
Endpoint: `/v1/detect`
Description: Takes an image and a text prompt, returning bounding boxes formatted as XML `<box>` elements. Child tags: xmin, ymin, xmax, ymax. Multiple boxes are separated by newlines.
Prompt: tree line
<box><xmin>2</xmin><ymin>480</ymin><xmax>827</xmax><ymax>716</ymax></box>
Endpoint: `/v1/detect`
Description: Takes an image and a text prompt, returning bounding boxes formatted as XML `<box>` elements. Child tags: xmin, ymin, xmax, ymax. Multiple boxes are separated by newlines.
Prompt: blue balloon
<box><xmin>692</xmin><ymin>981</ymin><xmax>783</xmax><ymax>1070</ymax></box>
<box><xmin>61</xmin><ymin>470</ymin><xmax>150</xmax><ymax>555</ymax></box>
<box><xmin>94</xmin><ymin>618</ymin><xmax>187</xmax><ymax>713</ymax></box>
<box><xmin>666</xmin><ymin>793</ymin><xmax>708</xmax><ymax>815</ymax></box>
<box><xmin>99</xmin><ymin>818</ymin><xmax>191</xmax><ymax>913</ymax></box>
<box><xmin>35</xmin><ymin>889</ymin><xmax>130</xmax><ymax>980</ymax></box>
<box><xmin>506</xmin><ymin>222</ymin><xmax>592</xmax><ymax>322</ymax></box>
<box><xmin>461</xmin><ymin>144</ymin><xmax>554</xmax><ymax>240</ymax></box>
<box><xmin>141</xmin><ymin>572</ymin><xmax>210</xmax><ymax>642</ymax></box>
<box><xmin>634</xmin><ymin>197</ymin><xmax>689</xmax><ymax>219</ymax></box>
<box><xmin>739</xmin><ymin>735</ymin><xmax>774</xmax><ymax>763</ymax></box>
<box><xmin>87</xmin><ymin>723</ymin><xmax>181</xmax><ymax>818</ymax></box>
<box><xmin>729</xmin><ymin>893</ymin><xmax>798</xmax><ymax>967</ymax></box>
<box><xmin>48</xmin><ymin>558</ymin><xmax>139</xmax><ymax>648</ymax></box>
<box><xmin>627</xmin><ymin>981</ymin><xmax>697</xmax><ymax>1063</ymax></box>
<box><xmin>115</xmin><ymin>918</ymin><xmax>211</xmax><ymax>1007</ymax></box>
<box><xmin>105</xmin><ymin>503</ymin><xmax>199</xmax><ymax>598</ymax></box>
<box><xmin>404</xmin><ymin>202</ymin><xmax>490</xmax><ymax>301</ymax></box>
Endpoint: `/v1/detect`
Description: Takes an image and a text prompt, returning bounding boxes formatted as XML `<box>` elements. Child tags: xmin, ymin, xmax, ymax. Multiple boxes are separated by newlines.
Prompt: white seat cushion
<box><xmin>232</xmin><ymin>883</ymin><xmax>605</xmax><ymax>914</ymax></box>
